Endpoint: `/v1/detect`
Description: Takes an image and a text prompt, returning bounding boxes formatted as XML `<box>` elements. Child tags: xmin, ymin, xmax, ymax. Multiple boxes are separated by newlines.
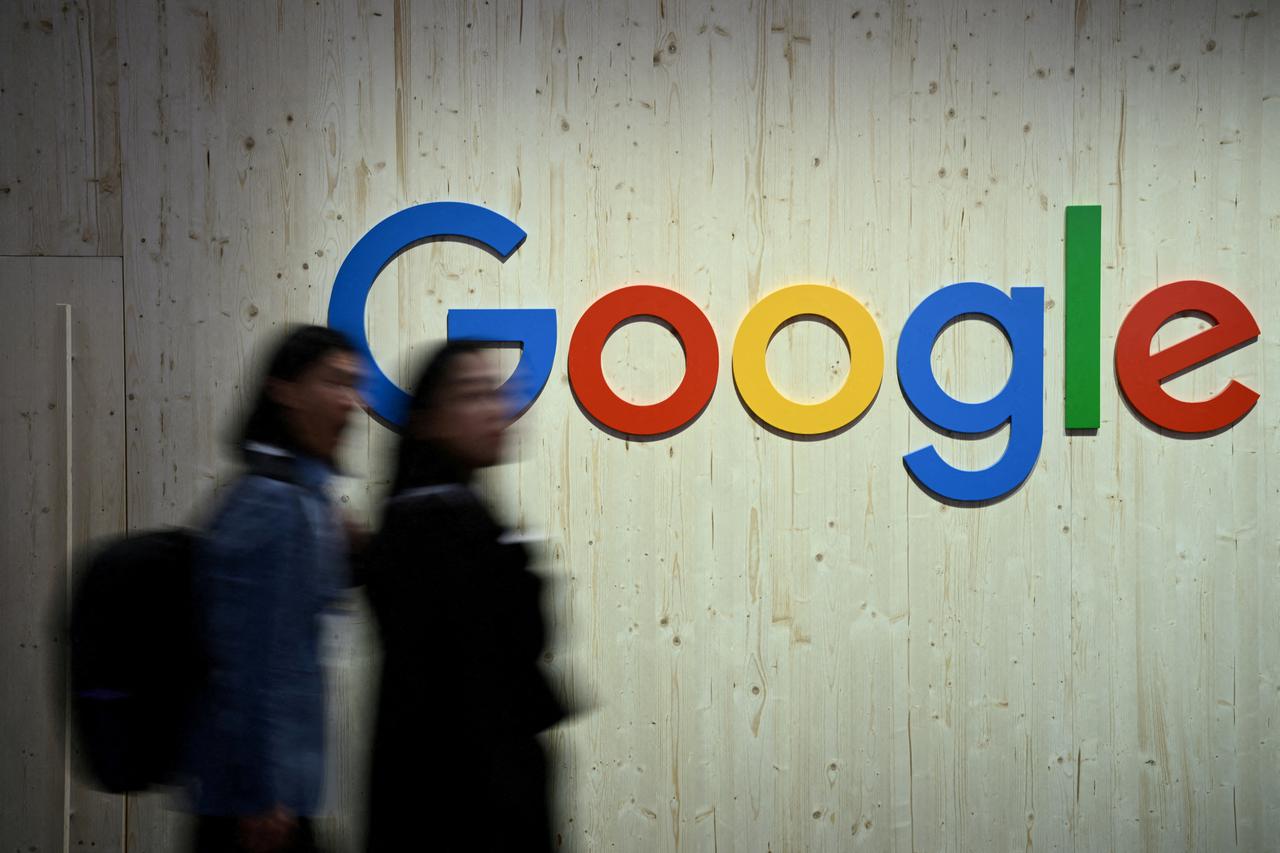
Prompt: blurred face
<box><xmin>414</xmin><ymin>351</ymin><xmax>507</xmax><ymax>471</ymax></box>
<box><xmin>270</xmin><ymin>350</ymin><xmax>362</xmax><ymax>462</ymax></box>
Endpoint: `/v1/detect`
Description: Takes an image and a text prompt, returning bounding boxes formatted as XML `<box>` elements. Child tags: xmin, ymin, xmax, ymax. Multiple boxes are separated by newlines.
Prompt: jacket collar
<box><xmin>243</xmin><ymin>442</ymin><xmax>332</xmax><ymax>493</ymax></box>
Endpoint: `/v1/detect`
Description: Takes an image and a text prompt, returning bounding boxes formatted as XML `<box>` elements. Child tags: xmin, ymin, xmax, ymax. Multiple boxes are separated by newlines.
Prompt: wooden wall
<box><xmin>3</xmin><ymin>0</ymin><xmax>1277</xmax><ymax>850</ymax></box>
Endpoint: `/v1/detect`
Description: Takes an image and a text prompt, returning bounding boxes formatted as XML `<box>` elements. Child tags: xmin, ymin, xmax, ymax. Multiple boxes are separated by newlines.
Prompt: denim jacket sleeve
<box><xmin>194</xmin><ymin>475</ymin><xmax>308</xmax><ymax>813</ymax></box>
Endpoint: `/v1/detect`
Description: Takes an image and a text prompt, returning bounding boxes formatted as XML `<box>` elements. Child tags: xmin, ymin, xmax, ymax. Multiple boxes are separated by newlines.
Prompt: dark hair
<box><xmin>238</xmin><ymin>325</ymin><xmax>357</xmax><ymax>457</ymax></box>
<box><xmin>389</xmin><ymin>339</ymin><xmax>490</xmax><ymax>494</ymax></box>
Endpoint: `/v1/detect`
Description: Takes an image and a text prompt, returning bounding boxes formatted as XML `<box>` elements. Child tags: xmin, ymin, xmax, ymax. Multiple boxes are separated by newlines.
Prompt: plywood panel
<box><xmin>0</xmin><ymin>257</ymin><xmax>126</xmax><ymax>850</ymax></box>
<box><xmin>1244</xmin><ymin>4</ymin><xmax>1280</xmax><ymax>846</ymax></box>
<box><xmin>103</xmin><ymin>0</ymin><xmax>1280</xmax><ymax>851</ymax></box>
<box><xmin>115</xmin><ymin>1</ymin><xmax>388</xmax><ymax>846</ymax></box>
<box><xmin>896</xmin><ymin>3</ymin><xmax>1077</xmax><ymax>847</ymax></box>
<box><xmin>448</xmin><ymin>3</ymin><xmax>921</xmax><ymax>848</ymax></box>
<box><xmin>1092</xmin><ymin>1</ymin><xmax>1277</xmax><ymax>849</ymax></box>
<box><xmin>0</xmin><ymin>0</ymin><xmax>120</xmax><ymax>256</ymax></box>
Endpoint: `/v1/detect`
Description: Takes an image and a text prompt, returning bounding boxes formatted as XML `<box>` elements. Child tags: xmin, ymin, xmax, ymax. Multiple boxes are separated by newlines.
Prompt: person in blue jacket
<box><xmin>184</xmin><ymin>325</ymin><xmax>360</xmax><ymax>853</ymax></box>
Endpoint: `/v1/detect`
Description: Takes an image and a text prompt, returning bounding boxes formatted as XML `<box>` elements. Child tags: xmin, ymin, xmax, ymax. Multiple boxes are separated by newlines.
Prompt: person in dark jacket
<box><xmin>364</xmin><ymin>340</ymin><xmax>565</xmax><ymax>853</ymax></box>
<box><xmin>185</xmin><ymin>325</ymin><xmax>361</xmax><ymax>853</ymax></box>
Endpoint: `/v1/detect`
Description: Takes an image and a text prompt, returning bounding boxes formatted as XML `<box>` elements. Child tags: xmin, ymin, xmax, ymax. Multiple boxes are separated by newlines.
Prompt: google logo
<box><xmin>328</xmin><ymin>202</ymin><xmax>1260</xmax><ymax>503</ymax></box>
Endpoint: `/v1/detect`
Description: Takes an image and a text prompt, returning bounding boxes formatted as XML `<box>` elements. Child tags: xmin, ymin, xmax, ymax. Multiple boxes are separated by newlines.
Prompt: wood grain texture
<box><xmin>0</xmin><ymin>0</ymin><xmax>1273</xmax><ymax>850</ymax></box>
<box><xmin>0</xmin><ymin>257</ymin><xmax>126</xmax><ymax>851</ymax></box>
<box><xmin>0</xmin><ymin>0</ymin><xmax>120</xmax><ymax>255</ymax></box>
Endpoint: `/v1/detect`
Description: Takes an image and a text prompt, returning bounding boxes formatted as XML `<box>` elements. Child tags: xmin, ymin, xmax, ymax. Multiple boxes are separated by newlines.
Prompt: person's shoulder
<box><xmin>205</xmin><ymin>474</ymin><xmax>305</xmax><ymax>547</ymax></box>
<box><xmin>380</xmin><ymin>484</ymin><xmax>491</xmax><ymax>537</ymax></box>
<box><xmin>240</xmin><ymin>470</ymin><xmax>304</xmax><ymax>495</ymax></box>
<box><xmin>226</xmin><ymin>472</ymin><xmax>308</xmax><ymax>514</ymax></box>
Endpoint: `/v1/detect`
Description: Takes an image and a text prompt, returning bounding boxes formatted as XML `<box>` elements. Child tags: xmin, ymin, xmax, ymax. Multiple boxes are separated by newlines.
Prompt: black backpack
<box><xmin>67</xmin><ymin>446</ymin><xmax>305</xmax><ymax>793</ymax></box>
<box><xmin>68</xmin><ymin>528</ymin><xmax>203</xmax><ymax>792</ymax></box>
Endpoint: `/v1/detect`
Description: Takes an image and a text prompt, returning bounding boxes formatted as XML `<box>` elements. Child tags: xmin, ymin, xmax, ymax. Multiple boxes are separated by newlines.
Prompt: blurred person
<box><xmin>363</xmin><ymin>341</ymin><xmax>565</xmax><ymax>852</ymax></box>
<box><xmin>183</xmin><ymin>325</ymin><xmax>360</xmax><ymax>853</ymax></box>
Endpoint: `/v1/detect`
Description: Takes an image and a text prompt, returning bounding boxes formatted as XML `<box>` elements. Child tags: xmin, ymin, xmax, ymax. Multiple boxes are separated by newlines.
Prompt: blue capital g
<box><xmin>327</xmin><ymin>202</ymin><xmax>556</xmax><ymax>427</ymax></box>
